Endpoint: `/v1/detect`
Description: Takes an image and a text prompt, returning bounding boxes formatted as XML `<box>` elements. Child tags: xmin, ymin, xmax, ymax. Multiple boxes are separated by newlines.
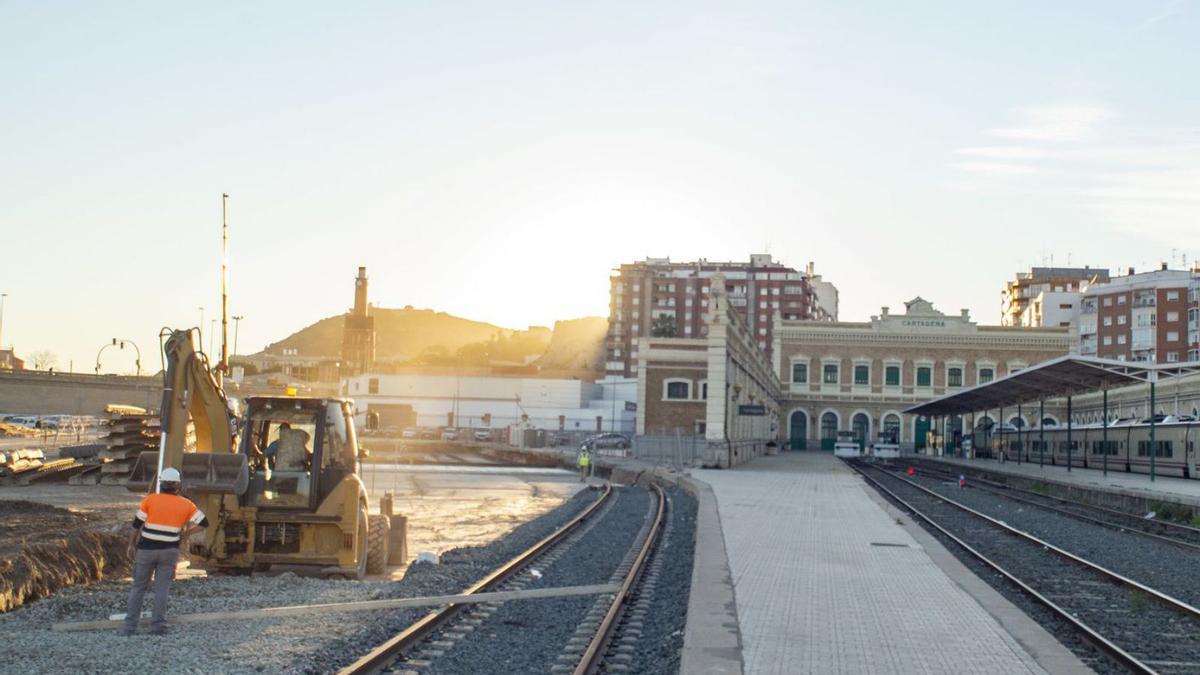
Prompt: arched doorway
<box><xmin>820</xmin><ymin>412</ymin><xmax>838</xmax><ymax>451</ymax></box>
<box><xmin>914</xmin><ymin>416</ymin><xmax>931</xmax><ymax>451</ymax></box>
<box><xmin>789</xmin><ymin>411</ymin><xmax>808</xmax><ymax>450</ymax></box>
<box><xmin>881</xmin><ymin>413</ymin><xmax>901</xmax><ymax>444</ymax></box>
<box><xmin>852</xmin><ymin>413</ymin><xmax>870</xmax><ymax>450</ymax></box>
<box><xmin>975</xmin><ymin>416</ymin><xmax>995</xmax><ymax>457</ymax></box>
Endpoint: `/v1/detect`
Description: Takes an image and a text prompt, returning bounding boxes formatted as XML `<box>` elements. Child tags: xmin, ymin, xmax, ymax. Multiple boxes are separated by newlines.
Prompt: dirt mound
<box><xmin>0</xmin><ymin>500</ymin><xmax>131</xmax><ymax>612</ymax></box>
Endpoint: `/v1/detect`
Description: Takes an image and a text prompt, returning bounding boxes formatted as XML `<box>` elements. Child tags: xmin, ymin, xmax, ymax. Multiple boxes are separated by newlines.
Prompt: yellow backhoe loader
<box><xmin>128</xmin><ymin>328</ymin><xmax>389</xmax><ymax>578</ymax></box>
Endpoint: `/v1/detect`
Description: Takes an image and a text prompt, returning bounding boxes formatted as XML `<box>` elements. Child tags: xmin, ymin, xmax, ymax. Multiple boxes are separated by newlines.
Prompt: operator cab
<box><xmin>242</xmin><ymin>397</ymin><xmax>359</xmax><ymax>510</ymax></box>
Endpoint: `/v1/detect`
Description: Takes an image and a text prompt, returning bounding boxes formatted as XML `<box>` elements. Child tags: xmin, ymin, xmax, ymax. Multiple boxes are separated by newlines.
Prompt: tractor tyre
<box><xmin>367</xmin><ymin>514</ymin><xmax>390</xmax><ymax>575</ymax></box>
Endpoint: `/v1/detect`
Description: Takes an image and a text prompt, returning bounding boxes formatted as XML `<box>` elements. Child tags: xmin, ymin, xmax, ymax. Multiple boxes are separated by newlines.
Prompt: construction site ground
<box><xmin>0</xmin><ymin>485</ymin><xmax>137</xmax><ymax>613</ymax></box>
<box><xmin>0</xmin><ymin>465</ymin><xmax>586</xmax><ymax>674</ymax></box>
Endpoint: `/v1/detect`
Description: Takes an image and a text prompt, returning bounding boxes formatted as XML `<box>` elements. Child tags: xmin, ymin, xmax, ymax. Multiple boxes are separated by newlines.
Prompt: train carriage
<box><xmin>989</xmin><ymin>416</ymin><xmax>1198</xmax><ymax>479</ymax></box>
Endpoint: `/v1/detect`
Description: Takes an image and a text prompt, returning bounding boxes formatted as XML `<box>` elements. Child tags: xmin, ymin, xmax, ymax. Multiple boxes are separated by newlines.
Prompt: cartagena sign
<box><xmin>902</xmin><ymin>319</ymin><xmax>946</xmax><ymax>328</ymax></box>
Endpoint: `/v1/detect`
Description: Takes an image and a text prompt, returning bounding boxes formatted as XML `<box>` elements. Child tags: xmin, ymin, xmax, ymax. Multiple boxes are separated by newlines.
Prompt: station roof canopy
<box><xmin>905</xmin><ymin>355</ymin><xmax>1200</xmax><ymax>417</ymax></box>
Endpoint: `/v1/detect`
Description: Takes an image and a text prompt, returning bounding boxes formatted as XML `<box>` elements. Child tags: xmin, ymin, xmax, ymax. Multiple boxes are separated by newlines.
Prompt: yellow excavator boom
<box><xmin>127</xmin><ymin>329</ymin><xmax>247</xmax><ymax>494</ymax></box>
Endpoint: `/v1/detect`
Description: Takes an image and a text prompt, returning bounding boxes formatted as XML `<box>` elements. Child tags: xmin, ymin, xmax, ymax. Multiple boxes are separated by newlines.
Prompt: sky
<box><xmin>2</xmin><ymin>1</ymin><xmax>1199</xmax><ymax>373</ymax></box>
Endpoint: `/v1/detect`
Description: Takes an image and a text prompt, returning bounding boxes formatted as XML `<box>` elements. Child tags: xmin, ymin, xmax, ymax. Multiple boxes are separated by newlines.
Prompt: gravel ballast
<box><xmin>410</xmin><ymin>486</ymin><xmax>653</xmax><ymax>675</ymax></box>
<box><xmin>0</xmin><ymin>488</ymin><xmax>599</xmax><ymax>675</ymax></box>
<box><xmin>859</xmin><ymin>463</ymin><xmax>1200</xmax><ymax>675</ymax></box>
<box><xmin>902</xmin><ymin>467</ymin><xmax>1200</xmax><ymax>611</ymax></box>
<box><xmin>605</xmin><ymin>486</ymin><xmax>697</xmax><ymax>675</ymax></box>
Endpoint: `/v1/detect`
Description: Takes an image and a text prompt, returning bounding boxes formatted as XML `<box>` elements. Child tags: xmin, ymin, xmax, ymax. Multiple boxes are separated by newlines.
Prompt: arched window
<box><xmin>883</xmin><ymin>413</ymin><xmax>901</xmax><ymax>438</ymax></box>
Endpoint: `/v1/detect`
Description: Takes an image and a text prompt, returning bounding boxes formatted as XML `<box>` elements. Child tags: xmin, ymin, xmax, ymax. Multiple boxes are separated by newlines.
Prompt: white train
<box><xmin>988</xmin><ymin>416</ymin><xmax>1198</xmax><ymax>479</ymax></box>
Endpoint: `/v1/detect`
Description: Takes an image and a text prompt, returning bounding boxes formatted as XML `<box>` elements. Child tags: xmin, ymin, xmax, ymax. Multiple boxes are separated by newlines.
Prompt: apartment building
<box><xmin>606</xmin><ymin>254</ymin><xmax>834</xmax><ymax>377</ymax></box>
<box><xmin>1001</xmin><ymin>266</ymin><xmax>1109</xmax><ymax>327</ymax></box>
<box><xmin>1019</xmin><ymin>291</ymin><xmax>1081</xmax><ymax>328</ymax></box>
<box><xmin>1077</xmin><ymin>265</ymin><xmax>1200</xmax><ymax>363</ymax></box>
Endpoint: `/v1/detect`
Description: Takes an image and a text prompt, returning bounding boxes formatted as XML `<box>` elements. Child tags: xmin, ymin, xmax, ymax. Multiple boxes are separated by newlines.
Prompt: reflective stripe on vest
<box><xmin>136</xmin><ymin>493</ymin><xmax>204</xmax><ymax>544</ymax></box>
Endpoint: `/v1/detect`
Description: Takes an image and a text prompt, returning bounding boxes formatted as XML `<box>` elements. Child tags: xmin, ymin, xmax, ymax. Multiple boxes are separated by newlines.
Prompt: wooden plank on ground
<box><xmin>51</xmin><ymin>583</ymin><xmax>619</xmax><ymax>632</ymax></box>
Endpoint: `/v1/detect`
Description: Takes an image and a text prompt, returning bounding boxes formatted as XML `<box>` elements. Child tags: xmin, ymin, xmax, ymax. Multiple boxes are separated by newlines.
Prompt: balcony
<box><xmin>1133</xmin><ymin>296</ymin><xmax>1156</xmax><ymax>308</ymax></box>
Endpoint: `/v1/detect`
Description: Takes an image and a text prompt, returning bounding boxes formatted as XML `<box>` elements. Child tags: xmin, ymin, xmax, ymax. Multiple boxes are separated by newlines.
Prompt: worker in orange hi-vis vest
<box><xmin>122</xmin><ymin>467</ymin><xmax>208</xmax><ymax>636</ymax></box>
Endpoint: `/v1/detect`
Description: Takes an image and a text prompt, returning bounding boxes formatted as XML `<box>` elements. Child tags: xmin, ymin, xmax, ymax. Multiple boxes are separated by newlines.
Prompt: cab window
<box><xmin>246</xmin><ymin>411</ymin><xmax>318</xmax><ymax>508</ymax></box>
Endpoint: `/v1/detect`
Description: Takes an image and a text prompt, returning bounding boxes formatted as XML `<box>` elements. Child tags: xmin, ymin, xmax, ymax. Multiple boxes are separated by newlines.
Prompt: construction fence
<box><xmin>625</xmin><ymin>432</ymin><xmax>706</xmax><ymax>469</ymax></box>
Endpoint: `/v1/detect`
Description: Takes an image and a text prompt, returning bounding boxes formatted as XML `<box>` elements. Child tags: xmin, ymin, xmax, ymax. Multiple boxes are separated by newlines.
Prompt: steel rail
<box><xmin>907</xmin><ymin>462</ymin><xmax>1200</xmax><ymax>553</ymax></box>
<box><xmin>573</xmin><ymin>483</ymin><xmax>666</xmax><ymax>675</ymax></box>
<box><xmin>860</xmin><ymin>462</ymin><xmax>1200</xmax><ymax>618</ymax></box>
<box><xmin>339</xmin><ymin>482</ymin><xmax>614</xmax><ymax>675</ymax></box>
<box><xmin>848</xmin><ymin>461</ymin><xmax>1160</xmax><ymax>675</ymax></box>
<box><xmin>907</xmin><ymin>458</ymin><xmax>1200</xmax><ymax>538</ymax></box>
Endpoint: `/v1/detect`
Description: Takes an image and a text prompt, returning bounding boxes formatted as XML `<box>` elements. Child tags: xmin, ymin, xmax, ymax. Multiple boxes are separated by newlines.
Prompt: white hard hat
<box><xmin>159</xmin><ymin>467</ymin><xmax>182</xmax><ymax>483</ymax></box>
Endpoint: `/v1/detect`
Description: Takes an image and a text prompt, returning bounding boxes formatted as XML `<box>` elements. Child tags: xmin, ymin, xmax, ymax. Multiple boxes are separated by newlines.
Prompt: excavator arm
<box><xmin>127</xmin><ymin>329</ymin><xmax>248</xmax><ymax>494</ymax></box>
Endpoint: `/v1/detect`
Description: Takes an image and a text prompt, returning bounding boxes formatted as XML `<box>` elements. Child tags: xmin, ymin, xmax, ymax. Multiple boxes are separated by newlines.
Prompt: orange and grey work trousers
<box><xmin>124</xmin><ymin>547</ymin><xmax>180</xmax><ymax>632</ymax></box>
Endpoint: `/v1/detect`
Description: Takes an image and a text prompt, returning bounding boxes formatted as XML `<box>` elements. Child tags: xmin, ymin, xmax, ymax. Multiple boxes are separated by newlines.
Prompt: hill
<box><xmin>536</xmin><ymin>317</ymin><xmax>609</xmax><ymax>376</ymax></box>
<box><xmin>255</xmin><ymin>308</ymin><xmax>609</xmax><ymax>379</ymax></box>
<box><xmin>258</xmin><ymin>307</ymin><xmax>512</xmax><ymax>361</ymax></box>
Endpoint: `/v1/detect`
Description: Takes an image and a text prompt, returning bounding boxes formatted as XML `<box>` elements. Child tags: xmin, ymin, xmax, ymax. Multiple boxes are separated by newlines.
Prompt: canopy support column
<box><xmin>1066</xmin><ymin>395</ymin><xmax>1073</xmax><ymax>472</ymax></box>
<box><xmin>1017</xmin><ymin>403</ymin><xmax>1023</xmax><ymax>464</ymax></box>
<box><xmin>1150</xmin><ymin>378</ymin><xmax>1157</xmax><ymax>482</ymax></box>
<box><xmin>1102</xmin><ymin>388</ymin><xmax>1109</xmax><ymax>477</ymax></box>
<box><xmin>998</xmin><ymin>406</ymin><xmax>1004</xmax><ymax>462</ymax></box>
<box><xmin>1039</xmin><ymin>399</ymin><xmax>1045</xmax><ymax>469</ymax></box>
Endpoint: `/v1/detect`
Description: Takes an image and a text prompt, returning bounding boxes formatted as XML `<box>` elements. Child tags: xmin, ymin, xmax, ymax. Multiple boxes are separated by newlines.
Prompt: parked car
<box><xmin>4</xmin><ymin>416</ymin><xmax>39</xmax><ymax>429</ymax></box>
<box><xmin>581</xmin><ymin>433</ymin><xmax>630</xmax><ymax>450</ymax></box>
<box><xmin>440</xmin><ymin>428</ymin><xmax>459</xmax><ymax>441</ymax></box>
<box><xmin>419</xmin><ymin>428</ymin><xmax>439</xmax><ymax>440</ymax></box>
<box><xmin>401</xmin><ymin>427</ymin><xmax>419</xmax><ymax>439</ymax></box>
<box><xmin>473</xmin><ymin>429</ymin><xmax>491</xmax><ymax>442</ymax></box>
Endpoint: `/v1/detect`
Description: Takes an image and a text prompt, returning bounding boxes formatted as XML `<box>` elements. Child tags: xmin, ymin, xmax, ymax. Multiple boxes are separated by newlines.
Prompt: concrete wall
<box><xmin>0</xmin><ymin>370</ymin><xmax>161</xmax><ymax>415</ymax></box>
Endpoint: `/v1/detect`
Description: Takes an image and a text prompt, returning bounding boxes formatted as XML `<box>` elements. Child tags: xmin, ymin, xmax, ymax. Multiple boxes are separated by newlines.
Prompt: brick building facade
<box><xmin>773</xmin><ymin>298</ymin><xmax>1073</xmax><ymax>450</ymax></box>
<box><xmin>1078</xmin><ymin>267</ymin><xmax>1200</xmax><ymax>364</ymax></box>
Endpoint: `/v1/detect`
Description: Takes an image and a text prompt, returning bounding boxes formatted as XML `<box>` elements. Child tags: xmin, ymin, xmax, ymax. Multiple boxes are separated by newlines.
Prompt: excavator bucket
<box><xmin>126</xmin><ymin>452</ymin><xmax>249</xmax><ymax>495</ymax></box>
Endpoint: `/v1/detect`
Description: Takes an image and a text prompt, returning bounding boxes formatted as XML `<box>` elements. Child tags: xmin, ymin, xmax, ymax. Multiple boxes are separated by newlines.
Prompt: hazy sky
<box><xmin>3</xmin><ymin>1</ymin><xmax>1199</xmax><ymax>373</ymax></box>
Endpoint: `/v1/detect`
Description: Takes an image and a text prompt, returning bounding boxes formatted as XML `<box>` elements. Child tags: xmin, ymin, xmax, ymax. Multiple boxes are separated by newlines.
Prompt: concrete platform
<box><xmin>923</xmin><ymin>454</ymin><xmax>1200</xmax><ymax>508</ymax></box>
<box><xmin>693</xmin><ymin>452</ymin><xmax>1087</xmax><ymax>675</ymax></box>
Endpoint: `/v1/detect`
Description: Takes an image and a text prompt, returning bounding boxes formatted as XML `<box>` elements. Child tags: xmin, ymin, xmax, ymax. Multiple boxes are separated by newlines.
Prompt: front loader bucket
<box><xmin>126</xmin><ymin>452</ymin><xmax>249</xmax><ymax>495</ymax></box>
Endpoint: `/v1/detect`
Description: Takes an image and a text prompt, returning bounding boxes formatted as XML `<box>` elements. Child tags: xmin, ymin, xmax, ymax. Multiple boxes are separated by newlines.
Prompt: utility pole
<box><xmin>0</xmin><ymin>292</ymin><xmax>7</xmax><ymax>351</ymax></box>
<box><xmin>198</xmin><ymin>306</ymin><xmax>205</xmax><ymax>332</ymax></box>
<box><xmin>219</xmin><ymin>192</ymin><xmax>230</xmax><ymax>387</ymax></box>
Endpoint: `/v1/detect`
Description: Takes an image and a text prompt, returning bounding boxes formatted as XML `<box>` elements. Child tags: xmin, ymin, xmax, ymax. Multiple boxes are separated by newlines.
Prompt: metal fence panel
<box><xmin>631</xmin><ymin>432</ymin><xmax>705</xmax><ymax>468</ymax></box>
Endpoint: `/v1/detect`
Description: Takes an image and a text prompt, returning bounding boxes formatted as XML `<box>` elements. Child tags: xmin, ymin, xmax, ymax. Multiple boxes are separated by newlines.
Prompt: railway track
<box><xmin>338</xmin><ymin>482</ymin><xmax>667</xmax><ymax>675</ymax></box>
<box><xmin>849</xmin><ymin>460</ymin><xmax>1200</xmax><ymax>675</ymax></box>
<box><xmin>903</xmin><ymin>461</ymin><xmax>1200</xmax><ymax>552</ymax></box>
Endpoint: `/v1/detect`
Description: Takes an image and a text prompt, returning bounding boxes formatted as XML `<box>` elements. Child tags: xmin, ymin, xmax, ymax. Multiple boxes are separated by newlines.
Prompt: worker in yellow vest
<box><xmin>577</xmin><ymin>447</ymin><xmax>591</xmax><ymax>482</ymax></box>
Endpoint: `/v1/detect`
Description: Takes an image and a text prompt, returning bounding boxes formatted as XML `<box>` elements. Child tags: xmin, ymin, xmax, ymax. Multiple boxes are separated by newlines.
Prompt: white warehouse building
<box><xmin>341</xmin><ymin>373</ymin><xmax>636</xmax><ymax>434</ymax></box>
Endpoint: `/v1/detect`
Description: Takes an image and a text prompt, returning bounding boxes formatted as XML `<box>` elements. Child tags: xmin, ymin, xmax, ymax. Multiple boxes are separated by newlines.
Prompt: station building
<box><xmin>772</xmin><ymin>298</ymin><xmax>1072</xmax><ymax>450</ymax></box>
<box><xmin>635</xmin><ymin>274</ymin><xmax>782</xmax><ymax>467</ymax></box>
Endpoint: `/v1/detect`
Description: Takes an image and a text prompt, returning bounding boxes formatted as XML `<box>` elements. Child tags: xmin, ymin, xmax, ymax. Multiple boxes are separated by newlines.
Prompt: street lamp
<box><xmin>0</xmin><ymin>292</ymin><xmax>7</xmax><ymax>351</ymax></box>
<box><xmin>95</xmin><ymin>338</ymin><xmax>142</xmax><ymax>376</ymax></box>
<box><xmin>232</xmin><ymin>315</ymin><xmax>244</xmax><ymax>356</ymax></box>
